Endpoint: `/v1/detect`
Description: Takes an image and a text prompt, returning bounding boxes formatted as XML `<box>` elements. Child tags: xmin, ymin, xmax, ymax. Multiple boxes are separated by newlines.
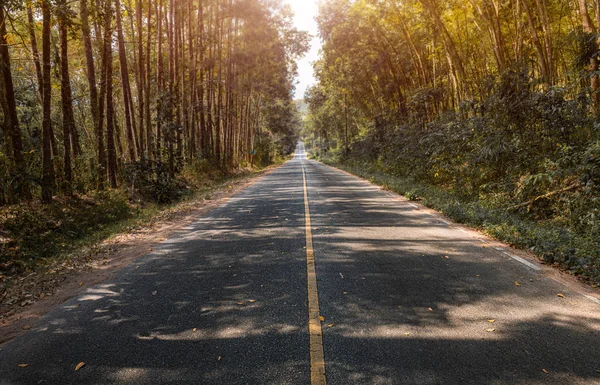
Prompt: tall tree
<box><xmin>41</xmin><ymin>0</ymin><xmax>55</xmax><ymax>203</ymax></box>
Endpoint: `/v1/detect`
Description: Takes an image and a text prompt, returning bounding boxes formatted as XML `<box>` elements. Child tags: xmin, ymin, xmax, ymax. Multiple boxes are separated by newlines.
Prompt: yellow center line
<box><xmin>301</xmin><ymin>161</ymin><xmax>327</xmax><ymax>385</ymax></box>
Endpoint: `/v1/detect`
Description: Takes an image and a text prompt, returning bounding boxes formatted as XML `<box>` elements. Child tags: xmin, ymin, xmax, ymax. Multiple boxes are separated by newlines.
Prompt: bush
<box><xmin>123</xmin><ymin>161</ymin><xmax>186</xmax><ymax>204</ymax></box>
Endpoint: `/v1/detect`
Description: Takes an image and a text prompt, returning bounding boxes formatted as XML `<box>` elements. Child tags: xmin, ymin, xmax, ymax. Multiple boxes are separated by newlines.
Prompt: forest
<box><xmin>305</xmin><ymin>0</ymin><xmax>600</xmax><ymax>284</ymax></box>
<box><xmin>0</xmin><ymin>0</ymin><xmax>308</xmax><ymax>274</ymax></box>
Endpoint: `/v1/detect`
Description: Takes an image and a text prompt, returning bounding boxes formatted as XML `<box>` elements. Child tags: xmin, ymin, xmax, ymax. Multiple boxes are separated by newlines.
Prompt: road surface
<box><xmin>1</xmin><ymin>142</ymin><xmax>599</xmax><ymax>384</ymax></box>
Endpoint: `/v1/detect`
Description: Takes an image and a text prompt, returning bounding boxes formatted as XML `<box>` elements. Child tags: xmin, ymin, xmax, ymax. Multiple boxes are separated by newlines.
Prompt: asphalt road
<box><xmin>1</xmin><ymin>142</ymin><xmax>600</xmax><ymax>385</ymax></box>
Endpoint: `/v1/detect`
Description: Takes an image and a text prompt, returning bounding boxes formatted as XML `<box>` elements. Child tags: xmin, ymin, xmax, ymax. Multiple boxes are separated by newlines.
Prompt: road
<box><xmin>1</xmin><ymin>142</ymin><xmax>600</xmax><ymax>384</ymax></box>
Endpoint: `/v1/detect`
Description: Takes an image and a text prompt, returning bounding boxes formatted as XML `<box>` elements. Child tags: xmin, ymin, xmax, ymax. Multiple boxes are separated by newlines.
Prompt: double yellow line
<box><xmin>301</xmin><ymin>161</ymin><xmax>327</xmax><ymax>385</ymax></box>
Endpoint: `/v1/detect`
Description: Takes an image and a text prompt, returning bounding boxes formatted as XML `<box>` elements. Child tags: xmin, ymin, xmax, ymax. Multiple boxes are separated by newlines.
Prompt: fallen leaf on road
<box><xmin>327</xmin><ymin>323</ymin><xmax>334</xmax><ymax>328</ymax></box>
<box><xmin>79</xmin><ymin>282</ymin><xmax>83</xmax><ymax>287</ymax></box>
<box><xmin>514</xmin><ymin>281</ymin><xmax>521</xmax><ymax>286</ymax></box>
<box><xmin>192</xmin><ymin>328</ymin><xmax>197</xmax><ymax>332</ymax></box>
<box><xmin>488</xmin><ymin>320</ymin><xmax>495</xmax><ymax>323</ymax></box>
<box><xmin>22</xmin><ymin>325</ymin><xmax>31</xmax><ymax>330</ymax></box>
<box><xmin>75</xmin><ymin>362</ymin><xmax>85</xmax><ymax>371</ymax></box>
<box><xmin>343</xmin><ymin>292</ymin><xmax>348</xmax><ymax>295</ymax></box>
<box><xmin>557</xmin><ymin>294</ymin><xmax>565</xmax><ymax>298</ymax></box>
<box><xmin>542</xmin><ymin>369</ymin><xmax>549</xmax><ymax>374</ymax></box>
<box><xmin>236</xmin><ymin>301</ymin><xmax>244</xmax><ymax>305</ymax></box>
<box><xmin>152</xmin><ymin>291</ymin><xmax>157</xmax><ymax>296</ymax></box>
<box><xmin>217</xmin><ymin>356</ymin><xmax>222</xmax><ymax>362</ymax></box>
<box><xmin>249</xmin><ymin>299</ymin><xmax>256</xmax><ymax>303</ymax></box>
<box><xmin>18</xmin><ymin>364</ymin><xmax>28</xmax><ymax>368</ymax></box>
<box><xmin>444</xmin><ymin>255</ymin><xmax>449</xmax><ymax>259</ymax></box>
<box><xmin>39</xmin><ymin>292</ymin><xmax>45</xmax><ymax>299</ymax></box>
<box><xmin>404</xmin><ymin>332</ymin><xmax>410</xmax><ymax>336</ymax></box>
<box><xmin>319</xmin><ymin>316</ymin><xmax>325</xmax><ymax>322</ymax></box>
<box><xmin>486</xmin><ymin>328</ymin><xmax>496</xmax><ymax>332</ymax></box>
<box><xmin>428</xmin><ymin>307</ymin><xmax>433</xmax><ymax>311</ymax></box>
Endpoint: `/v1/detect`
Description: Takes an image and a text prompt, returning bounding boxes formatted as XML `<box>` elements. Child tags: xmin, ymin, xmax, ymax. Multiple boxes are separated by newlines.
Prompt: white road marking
<box><xmin>501</xmin><ymin>251</ymin><xmax>541</xmax><ymax>271</ymax></box>
<box><xmin>584</xmin><ymin>295</ymin><xmax>600</xmax><ymax>306</ymax></box>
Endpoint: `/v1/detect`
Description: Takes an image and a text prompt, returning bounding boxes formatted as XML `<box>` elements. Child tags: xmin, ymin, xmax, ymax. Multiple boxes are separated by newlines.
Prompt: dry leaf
<box><xmin>327</xmin><ymin>323</ymin><xmax>334</xmax><ymax>328</ymax></box>
<box><xmin>486</xmin><ymin>328</ymin><xmax>496</xmax><ymax>332</ymax></box>
<box><xmin>542</xmin><ymin>369</ymin><xmax>549</xmax><ymax>374</ymax></box>
<box><xmin>488</xmin><ymin>320</ymin><xmax>495</xmax><ymax>323</ymax></box>
<box><xmin>192</xmin><ymin>328</ymin><xmax>197</xmax><ymax>332</ymax></box>
<box><xmin>18</xmin><ymin>364</ymin><xmax>29</xmax><ymax>368</ymax></box>
<box><xmin>39</xmin><ymin>292</ymin><xmax>45</xmax><ymax>299</ymax></box>
<box><xmin>75</xmin><ymin>362</ymin><xmax>85</xmax><ymax>371</ymax></box>
<box><xmin>79</xmin><ymin>282</ymin><xmax>83</xmax><ymax>287</ymax></box>
<box><xmin>22</xmin><ymin>325</ymin><xmax>31</xmax><ymax>330</ymax></box>
<box><xmin>152</xmin><ymin>291</ymin><xmax>157</xmax><ymax>296</ymax></box>
<box><xmin>343</xmin><ymin>292</ymin><xmax>348</xmax><ymax>295</ymax></box>
<box><xmin>237</xmin><ymin>301</ymin><xmax>244</xmax><ymax>305</ymax></box>
<box><xmin>217</xmin><ymin>356</ymin><xmax>222</xmax><ymax>362</ymax></box>
<box><xmin>514</xmin><ymin>281</ymin><xmax>521</xmax><ymax>287</ymax></box>
<box><xmin>428</xmin><ymin>307</ymin><xmax>433</xmax><ymax>311</ymax></box>
<box><xmin>319</xmin><ymin>316</ymin><xmax>325</xmax><ymax>322</ymax></box>
<box><xmin>248</xmin><ymin>300</ymin><xmax>256</xmax><ymax>303</ymax></box>
<box><xmin>404</xmin><ymin>332</ymin><xmax>410</xmax><ymax>336</ymax></box>
<box><xmin>444</xmin><ymin>256</ymin><xmax>449</xmax><ymax>259</ymax></box>
<box><xmin>557</xmin><ymin>294</ymin><xmax>565</xmax><ymax>298</ymax></box>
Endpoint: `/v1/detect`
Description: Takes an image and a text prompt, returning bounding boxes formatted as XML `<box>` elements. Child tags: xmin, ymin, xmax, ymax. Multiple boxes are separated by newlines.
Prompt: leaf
<box><xmin>237</xmin><ymin>301</ymin><xmax>244</xmax><ymax>305</ymax></box>
<box><xmin>75</xmin><ymin>362</ymin><xmax>85</xmax><ymax>371</ymax></box>
<box><xmin>404</xmin><ymin>332</ymin><xmax>410</xmax><ymax>336</ymax></box>
<box><xmin>192</xmin><ymin>328</ymin><xmax>197</xmax><ymax>332</ymax></box>
<box><xmin>248</xmin><ymin>300</ymin><xmax>256</xmax><ymax>303</ymax></box>
<box><xmin>343</xmin><ymin>292</ymin><xmax>348</xmax><ymax>295</ymax></box>
<box><xmin>514</xmin><ymin>281</ymin><xmax>521</xmax><ymax>286</ymax></box>
<box><xmin>152</xmin><ymin>291</ymin><xmax>157</xmax><ymax>296</ymax></box>
<box><xmin>542</xmin><ymin>369</ymin><xmax>549</xmax><ymax>374</ymax></box>
<box><xmin>428</xmin><ymin>307</ymin><xmax>433</xmax><ymax>311</ymax></box>
<box><xmin>327</xmin><ymin>323</ymin><xmax>334</xmax><ymax>328</ymax></box>
<box><xmin>79</xmin><ymin>282</ymin><xmax>83</xmax><ymax>287</ymax></box>
<box><xmin>486</xmin><ymin>328</ymin><xmax>496</xmax><ymax>332</ymax></box>
<box><xmin>22</xmin><ymin>325</ymin><xmax>31</xmax><ymax>330</ymax></box>
<box><xmin>319</xmin><ymin>316</ymin><xmax>325</xmax><ymax>322</ymax></box>
<box><xmin>18</xmin><ymin>364</ymin><xmax>29</xmax><ymax>368</ymax></box>
<box><xmin>557</xmin><ymin>293</ymin><xmax>565</xmax><ymax>298</ymax></box>
<box><xmin>217</xmin><ymin>356</ymin><xmax>222</xmax><ymax>362</ymax></box>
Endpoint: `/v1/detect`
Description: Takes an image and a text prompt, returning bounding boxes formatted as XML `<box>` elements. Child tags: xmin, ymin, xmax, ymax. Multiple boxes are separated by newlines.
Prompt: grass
<box><xmin>319</xmin><ymin>155</ymin><xmax>600</xmax><ymax>287</ymax></box>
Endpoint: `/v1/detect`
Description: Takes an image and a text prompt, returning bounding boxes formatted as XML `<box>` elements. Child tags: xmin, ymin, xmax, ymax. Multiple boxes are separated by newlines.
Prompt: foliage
<box><xmin>307</xmin><ymin>0</ymin><xmax>600</xmax><ymax>284</ymax></box>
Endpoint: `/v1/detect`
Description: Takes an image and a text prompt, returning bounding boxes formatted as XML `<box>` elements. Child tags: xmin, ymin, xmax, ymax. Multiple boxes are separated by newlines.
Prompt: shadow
<box><xmin>1</xmin><ymin>155</ymin><xmax>599</xmax><ymax>384</ymax></box>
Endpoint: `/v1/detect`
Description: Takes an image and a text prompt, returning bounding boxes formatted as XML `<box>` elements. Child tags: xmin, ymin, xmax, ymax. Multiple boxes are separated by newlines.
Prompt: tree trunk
<box><xmin>115</xmin><ymin>0</ymin><xmax>137</xmax><ymax>162</ymax></box>
<box><xmin>59</xmin><ymin>4</ymin><xmax>76</xmax><ymax>196</ymax></box>
<box><xmin>41</xmin><ymin>0</ymin><xmax>55</xmax><ymax>203</ymax></box>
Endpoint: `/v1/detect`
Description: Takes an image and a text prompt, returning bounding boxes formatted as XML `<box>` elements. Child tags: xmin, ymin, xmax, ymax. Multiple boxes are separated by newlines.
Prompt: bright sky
<box><xmin>284</xmin><ymin>0</ymin><xmax>321</xmax><ymax>100</ymax></box>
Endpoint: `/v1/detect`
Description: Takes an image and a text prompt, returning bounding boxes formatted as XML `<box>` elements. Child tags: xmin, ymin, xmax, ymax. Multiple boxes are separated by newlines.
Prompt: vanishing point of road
<box><xmin>1</xmin><ymin>143</ymin><xmax>600</xmax><ymax>384</ymax></box>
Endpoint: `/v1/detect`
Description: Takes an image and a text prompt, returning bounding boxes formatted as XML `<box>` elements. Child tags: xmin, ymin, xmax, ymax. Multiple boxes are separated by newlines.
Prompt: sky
<box><xmin>283</xmin><ymin>0</ymin><xmax>322</xmax><ymax>100</ymax></box>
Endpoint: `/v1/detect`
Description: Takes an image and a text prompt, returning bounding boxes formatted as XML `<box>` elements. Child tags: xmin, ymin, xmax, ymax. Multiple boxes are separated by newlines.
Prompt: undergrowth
<box><xmin>321</xmin><ymin>156</ymin><xmax>600</xmax><ymax>287</ymax></box>
<box><xmin>0</xmin><ymin>161</ymin><xmax>278</xmax><ymax>279</ymax></box>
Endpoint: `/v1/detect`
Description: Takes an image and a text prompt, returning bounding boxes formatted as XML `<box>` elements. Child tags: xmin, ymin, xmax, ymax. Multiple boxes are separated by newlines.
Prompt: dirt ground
<box><xmin>0</xmin><ymin>165</ymin><xmax>280</xmax><ymax>345</ymax></box>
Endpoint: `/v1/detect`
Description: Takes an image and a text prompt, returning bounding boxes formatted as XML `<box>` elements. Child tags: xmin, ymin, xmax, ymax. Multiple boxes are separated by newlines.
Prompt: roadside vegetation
<box><xmin>304</xmin><ymin>0</ymin><xmax>600</xmax><ymax>286</ymax></box>
<box><xmin>0</xmin><ymin>0</ymin><xmax>306</xmax><ymax>294</ymax></box>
